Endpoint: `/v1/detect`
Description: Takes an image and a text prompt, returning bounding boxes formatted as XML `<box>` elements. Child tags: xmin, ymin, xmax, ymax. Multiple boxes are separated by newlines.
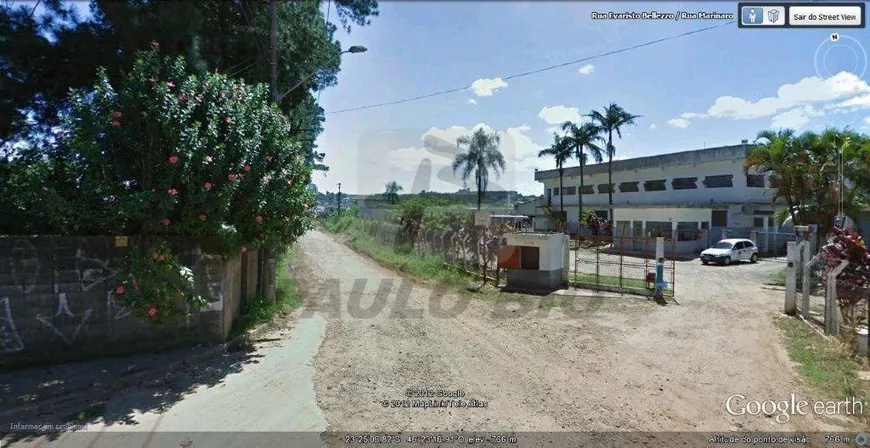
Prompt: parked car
<box><xmin>700</xmin><ymin>238</ymin><xmax>758</xmax><ymax>265</ymax></box>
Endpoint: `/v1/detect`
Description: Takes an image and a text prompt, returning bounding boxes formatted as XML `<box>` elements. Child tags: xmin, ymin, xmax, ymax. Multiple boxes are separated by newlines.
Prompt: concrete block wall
<box><xmin>0</xmin><ymin>236</ymin><xmax>248</xmax><ymax>368</ymax></box>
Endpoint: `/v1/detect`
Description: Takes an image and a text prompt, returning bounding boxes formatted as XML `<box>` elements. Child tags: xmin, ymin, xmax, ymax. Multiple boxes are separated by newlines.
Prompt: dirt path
<box><xmin>294</xmin><ymin>230</ymin><xmax>850</xmax><ymax>434</ymax></box>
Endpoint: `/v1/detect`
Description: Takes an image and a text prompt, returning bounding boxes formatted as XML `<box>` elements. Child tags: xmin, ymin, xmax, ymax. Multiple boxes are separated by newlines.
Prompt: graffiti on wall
<box><xmin>198</xmin><ymin>254</ymin><xmax>224</xmax><ymax>311</ymax></box>
<box><xmin>0</xmin><ymin>297</ymin><xmax>25</xmax><ymax>353</ymax></box>
<box><xmin>1</xmin><ymin>239</ymin><xmax>41</xmax><ymax>294</ymax></box>
<box><xmin>76</xmin><ymin>248</ymin><xmax>119</xmax><ymax>292</ymax></box>
<box><xmin>35</xmin><ymin>293</ymin><xmax>93</xmax><ymax>345</ymax></box>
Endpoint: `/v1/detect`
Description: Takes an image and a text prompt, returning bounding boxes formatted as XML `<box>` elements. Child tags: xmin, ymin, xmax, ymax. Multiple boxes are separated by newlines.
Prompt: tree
<box><xmin>538</xmin><ymin>133</ymin><xmax>573</xmax><ymax>229</ymax></box>
<box><xmin>561</xmin><ymin>121</ymin><xmax>603</xmax><ymax>232</ymax></box>
<box><xmin>0</xmin><ymin>0</ymin><xmax>379</xmax><ymax>171</ymax></box>
<box><xmin>383</xmin><ymin>180</ymin><xmax>403</xmax><ymax>204</ymax></box>
<box><xmin>586</xmin><ymin>103</ymin><xmax>641</xmax><ymax>220</ymax></box>
<box><xmin>452</xmin><ymin>128</ymin><xmax>506</xmax><ymax>211</ymax></box>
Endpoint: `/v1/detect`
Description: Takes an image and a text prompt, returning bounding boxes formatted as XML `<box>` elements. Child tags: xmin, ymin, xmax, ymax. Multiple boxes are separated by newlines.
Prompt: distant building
<box><xmin>533</xmin><ymin>142</ymin><xmax>789</xmax><ymax>253</ymax></box>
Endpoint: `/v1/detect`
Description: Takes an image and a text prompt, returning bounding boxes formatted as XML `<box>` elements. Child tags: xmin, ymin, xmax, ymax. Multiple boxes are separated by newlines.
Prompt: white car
<box><xmin>700</xmin><ymin>238</ymin><xmax>759</xmax><ymax>265</ymax></box>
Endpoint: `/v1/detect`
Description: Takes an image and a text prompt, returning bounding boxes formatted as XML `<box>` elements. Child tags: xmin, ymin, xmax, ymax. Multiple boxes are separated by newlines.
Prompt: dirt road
<box><xmin>295</xmin><ymin>230</ymin><xmax>850</xmax><ymax>434</ymax></box>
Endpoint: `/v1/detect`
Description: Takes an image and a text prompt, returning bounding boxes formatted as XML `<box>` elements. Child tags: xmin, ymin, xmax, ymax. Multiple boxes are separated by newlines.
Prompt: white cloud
<box><xmin>649</xmin><ymin>124</ymin><xmax>658</xmax><ymax>130</ymax></box>
<box><xmin>864</xmin><ymin>116</ymin><xmax>870</xmax><ymax>125</ymax></box>
<box><xmin>538</xmin><ymin>105</ymin><xmax>583</xmax><ymax>125</ymax></box>
<box><xmin>770</xmin><ymin>106</ymin><xmax>822</xmax><ymax>129</ymax></box>
<box><xmin>468</xmin><ymin>98</ymin><xmax>477</xmax><ymax>105</ymax></box>
<box><xmin>706</xmin><ymin>71</ymin><xmax>870</xmax><ymax>119</ymax></box>
<box><xmin>517</xmin><ymin>124</ymin><xmax>531</xmax><ymax>132</ymax></box>
<box><xmin>671</xmin><ymin>71</ymin><xmax>870</xmax><ymax>129</ymax></box>
<box><xmin>667</xmin><ymin>118</ymin><xmax>690</xmax><ymax>128</ymax></box>
<box><xmin>470</xmin><ymin>78</ymin><xmax>508</xmax><ymax>97</ymax></box>
<box><xmin>577</xmin><ymin>64</ymin><xmax>595</xmax><ymax>75</ymax></box>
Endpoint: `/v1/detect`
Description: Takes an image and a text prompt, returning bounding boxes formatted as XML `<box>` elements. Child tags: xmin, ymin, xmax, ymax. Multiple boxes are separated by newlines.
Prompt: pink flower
<box><xmin>255</xmin><ymin>216</ymin><xmax>264</xmax><ymax>223</ymax></box>
<box><xmin>113</xmin><ymin>111</ymin><xmax>122</xmax><ymax>118</ymax></box>
<box><xmin>168</xmin><ymin>155</ymin><xmax>179</xmax><ymax>165</ymax></box>
<box><xmin>204</xmin><ymin>182</ymin><xmax>213</xmax><ymax>190</ymax></box>
<box><xmin>167</xmin><ymin>81</ymin><xmax>175</xmax><ymax>88</ymax></box>
<box><xmin>266</xmin><ymin>156</ymin><xmax>273</xmax><ymax>162</ymax></box>
<box><xmin>150</xmin><ymin>41</ymin><xmax>159</xmax><ymax>49</ymax></box>
<box><xmin>224</xmin><ymin>116</ymin><xmax>233</xmax><ymax>125</ymax></box>
<box><xmin>115</xmin><ymin>285</ymin><xmax>126</xmax><ymax>295</ymax></box>
<box><xmin>243</xmin><ymin>164</ymin><xmax>251</xmax><ymax>173</ymax></box>
<box><xmin>228</xmin><ymin>173</ymin><xmax>238</xmax><ymax>181</ymax></box>
<box><xmin>148</xmin><ymin>305</ymin><xmax>157</xmax><ymax>319</ymax></box>
<box><xmin>168</xmin><ymin>188</ymin><xmax>178</xmax><ymax>196</ymax></box>
<box><xmin>262</xmin><ymin>176</ymin><xmax>271</xmax><ymax>184</ymax></box>
<box><xmin>220</xmin><ymin>92</ymin><xmax>226</xmax><ymax>99</ymax></box>
<box><xmin>204</xmin><ymin>155</ymin><xmax>213</xmax><ymax>164</ymax></box>
<box><xmin>179</xmin><ymin>94</ymin><xmax>186</xmax><ymax>102</ymax></box>
<box><xmin>161</xmin><ymin>218</ymin><xmax>171</xmax><ymax>227</ymax></box>
<box><xmin>199</xmin><ymin>214</ymin><xmax>207</xmax><ymax>221</ymax></box>
<box><xmin>240</xmin><ymin>246</ymin><xmax>247</xmax><ymax>254</ymax></box>
<box><xmin>112</xmin><ymin>120</ymin><xmax>121</xmax><ymax>128</ymax></box>
<box><xmin>281</xmin><ymin>169</ymin><xmax>288</xmax><ymax>176</ymax></box>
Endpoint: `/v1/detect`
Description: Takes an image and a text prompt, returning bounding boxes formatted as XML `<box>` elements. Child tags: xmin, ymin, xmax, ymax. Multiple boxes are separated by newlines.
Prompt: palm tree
<box><xmin>586</xmin><ymin>103</ymin><xmax>641</xmax><ymax>220</ymax></box>
<box><xmin>745</xmin><ymin>129</ymin><xmax>802</xmax><ymax>227</ymax></box>
<box><xmin>561</xmin><ymin>121</ymin><xmax>604</xmax><ymax>231</ymax></box>
<box><xmin>383</xmin><ymin>181</ymin><xmax>403</xmax><ymax>204</ymax></box>
<box><xmin>537</xmin><ymin>133</ymin><xmax>573</xmax><ymax>221</ymax></box>
<box><xmin>452</xmin><ymin>128</ymin><xmax>506</xmax><ymax>211</ymax></box>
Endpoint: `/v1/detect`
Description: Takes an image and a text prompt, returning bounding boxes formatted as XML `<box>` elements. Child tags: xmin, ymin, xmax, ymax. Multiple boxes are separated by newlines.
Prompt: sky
<box><xmin>17</xmin><ymin>1</ymin><xmax>870</xmax><ymax>196</ymax></box>
<box><xmin>315</xmin><ymin>1</ymin><xmax>870</xmax><ymax>196</ymax></box>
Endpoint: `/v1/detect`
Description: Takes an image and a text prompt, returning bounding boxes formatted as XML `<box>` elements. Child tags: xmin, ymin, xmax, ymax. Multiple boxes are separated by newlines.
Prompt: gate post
<box><xmin>801</xmin><ymin>242</ymin><xmax>811</xmax><ymax>317</ymax></box>
<box><xmin>785</xmin><ymin>241</ymin><xmax>798</xmax><ymax>315</ymax></box>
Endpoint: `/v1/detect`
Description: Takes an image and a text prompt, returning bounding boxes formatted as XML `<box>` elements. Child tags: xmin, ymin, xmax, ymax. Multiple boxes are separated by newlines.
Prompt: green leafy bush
<box><xmin>40</xmin><ymin>44</ymin><xmax>314</xmax><ymax>250</ymax></box>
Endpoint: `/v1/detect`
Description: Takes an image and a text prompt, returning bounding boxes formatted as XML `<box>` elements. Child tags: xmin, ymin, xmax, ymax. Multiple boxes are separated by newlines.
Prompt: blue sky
<box><xmin>317</xmin><ymin>1</ymin><xmax>870</xmax><ymax>195</ymax></box>
<box><xmin>19</xmin><ymin>1</ymin><xmax>870</xmax><ymax>196</ymax></box>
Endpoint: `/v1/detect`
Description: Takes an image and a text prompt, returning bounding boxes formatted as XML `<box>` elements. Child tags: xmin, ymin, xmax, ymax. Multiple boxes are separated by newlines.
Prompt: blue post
<box><xmin>654</xmin><ymin>257</ymin><xmax>665</xmax><ymax>300</ymax></box>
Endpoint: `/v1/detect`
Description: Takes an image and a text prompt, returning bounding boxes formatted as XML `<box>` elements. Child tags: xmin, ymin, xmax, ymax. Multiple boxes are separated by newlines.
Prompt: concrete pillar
<box><xmin>655</xmin><ymin>237</ymin><xmax>664</xmax><ymax>260</ymax></box>
<box><xmin>671</xmin><ymin>221</ymin><xmax>678</xmax><ymax>242</ymax></box>
<box><xmin>784</xmin><ymin>241</ymin><xmax>798</xmax><ymax>315</ymax></box>
<box><xmin>763</xmin><ymin>218</ymin><xmax>770</xmax><ymax>253</ymax></box>
<box><xmin>750</xmin><ymin>230</ymin><xmax>759</xmax><ymax>245</ymax></box>
<box><xmin>801</xmin><ymin>242</ymin><xmax>811</xmax><ymax>315</ymax></box>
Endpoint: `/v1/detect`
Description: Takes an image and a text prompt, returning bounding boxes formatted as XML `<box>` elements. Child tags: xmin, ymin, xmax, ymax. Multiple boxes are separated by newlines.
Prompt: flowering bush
<box><xmin>112</xmin><ymin>241</ymin><xmax>210</xmax><ymax>324</ymax></box>
<box><xmin>820</xmin><ymin>226</ymin><xmax>870</xmax><ymax>328</ymax></box>
<box><xmin>51</xmin><ymin>44</ymin><xmax>314</xmax><ymax>251</ymax></box>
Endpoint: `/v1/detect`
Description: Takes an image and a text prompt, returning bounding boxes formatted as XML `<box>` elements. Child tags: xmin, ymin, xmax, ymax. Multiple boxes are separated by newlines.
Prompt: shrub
<box><xmin>820</xmin><ymin>226</ymin><xmax>870</xmax><ymax>328</ymax></box>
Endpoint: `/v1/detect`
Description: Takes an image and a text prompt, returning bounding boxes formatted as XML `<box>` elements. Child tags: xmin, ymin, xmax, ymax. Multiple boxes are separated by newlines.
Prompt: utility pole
<box><xmin>269</xmin><ymin>0</ymin><xmax>278</xmax><ymax>103</ymax></box>
<box><xmin>258</xmin><ymin>0</ymin><xmax>279</xmax><ymax>302</ymax></box>
<box><xmin>337</xmin><ymin>182</ymin><xmax>342</xmax><ymax>215</ymax></box>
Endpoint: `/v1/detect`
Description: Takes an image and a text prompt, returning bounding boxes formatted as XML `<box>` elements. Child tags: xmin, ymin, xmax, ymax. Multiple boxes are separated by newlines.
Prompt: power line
<box><xmin>326</xmin><ymin>20</ymin><xmax>736</xmax><ymax>115</ymax></box>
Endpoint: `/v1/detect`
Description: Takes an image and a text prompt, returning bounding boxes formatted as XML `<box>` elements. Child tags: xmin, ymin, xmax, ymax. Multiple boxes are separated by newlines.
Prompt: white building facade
<box><xmin>532</xmin><ymin>143</ymin><xmax>787</xmax><ymax>252</ymax></box>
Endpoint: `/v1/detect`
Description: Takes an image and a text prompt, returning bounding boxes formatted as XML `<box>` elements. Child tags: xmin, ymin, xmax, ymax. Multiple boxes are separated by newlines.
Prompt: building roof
<box><xmin>535</xmin><ymin>143</ymin><xmax>751</xmax><ymax>181</ymax></box>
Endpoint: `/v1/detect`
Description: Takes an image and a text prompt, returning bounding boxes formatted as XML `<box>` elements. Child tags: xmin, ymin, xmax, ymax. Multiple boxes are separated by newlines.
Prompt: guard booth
<box><xmin>498</xmin><ymin>233</ymin><xmax>569</xmax><ymax>292</ymax></box>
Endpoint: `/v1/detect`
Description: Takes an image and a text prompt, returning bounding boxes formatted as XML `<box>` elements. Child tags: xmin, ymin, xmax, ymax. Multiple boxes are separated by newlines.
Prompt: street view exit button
<box><xmin>790</xmin><ymin>4</ymin><xmax>864</xmax><ymax>27</ymax></box>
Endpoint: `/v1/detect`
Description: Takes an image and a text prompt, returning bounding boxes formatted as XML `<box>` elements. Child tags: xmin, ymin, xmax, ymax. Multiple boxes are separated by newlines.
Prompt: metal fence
<box><xmin>573</xmin><ymin>235</ymin><xmax>676</xmax><ymax>300</ymax></box>
<box><xmin>356</xmin><ymin>219</ymin><xmax>506</xmax><ymax>284</ymax></box>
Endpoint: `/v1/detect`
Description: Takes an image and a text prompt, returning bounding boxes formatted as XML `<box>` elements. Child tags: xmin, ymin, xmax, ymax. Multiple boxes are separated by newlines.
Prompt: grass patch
<box><xmin>775</xmin><ymin>316</ymin><xmax>869</xmax><ymax>426</ymax></box>
<box><xmin>770</xmin><ymin>268</ymin><xmax>787</xmax><ymax>286</ymax></box>
<box><xmin>570</xmin><ymin>272</ymin><xmax>674</xmax><ymax>297</ymax></box>
<box><xmin>233</xmin><ymin>246</ymin><xmax>302</xmax><ymax>334</ymax></box>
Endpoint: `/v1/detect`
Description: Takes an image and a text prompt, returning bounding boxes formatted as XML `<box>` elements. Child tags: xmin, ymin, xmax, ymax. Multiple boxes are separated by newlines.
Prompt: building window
<box><xmin>597</xmin><ymin>183</ymin><xmax>614</xmax><ymax>193</ymax></box>
<box><xmin>644</xmin><ymin>180</ymin><xmax>667</xmax><ymax>191</ymax></box>
<box><xmin>564</xmin><ymin>186</ymin><xmax>576</xmax><ymax>195</ymax></box>
<box><xmin>579</xmin><ymin>185</ymin><xmax>595</xmax><ymax>195</ymax></box>
<box><xmin>619</xmin><ymin>182</ymin><xmax>639</xmax><ymax>192</ymax></box>
<box><xmin>677</xmin><ymin>222</ymin><xmax>700</xmax><ymax>240</ymax></box>
<box><xmin>647</xmin><ymin>221</ymin><xmax>673</xmax><ymax>238</ymax></box>
<box><xmin>703</xmin><ymin>175</ymin><xmax>733</xmax><ymax>188</ymax></box>
<box><xmin>747</xmin><ymin>174</ymin><xmax>765</xmax><ymax>188</ymax></box>
<box><xmin>672</xmin><ymin>177</ymin><xmax>698</xmax><ymax>190</ymax></box>
<box><xmin>595</xmin><ymin>210</ymin><xmax>609</xmax><ymax>221</ymax></box>
<box><xmin>701</xmin><ymin>221</ymin><xmax>709</xmax><ymax>230</ymax></box>
<box><xmin>711</xmin><ymin>210</ymin><xmax>728</xmax><ymax>227</ymax></box>
<box><xmin>753</xmin><ymin>217</ymin><xmax>765</xmax><ymax>227</ymax></box>
<box><xmin>552</xmin><ymin>187</ymin><xmax>559</xmax><ymax>196</ymax></box>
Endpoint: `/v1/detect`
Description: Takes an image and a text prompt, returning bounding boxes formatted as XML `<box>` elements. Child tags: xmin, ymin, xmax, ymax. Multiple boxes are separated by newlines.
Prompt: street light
<box><xmin>278</xmin><ymin>45</ymin><xmax>368</xmax><ymax>101</ymax></box>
